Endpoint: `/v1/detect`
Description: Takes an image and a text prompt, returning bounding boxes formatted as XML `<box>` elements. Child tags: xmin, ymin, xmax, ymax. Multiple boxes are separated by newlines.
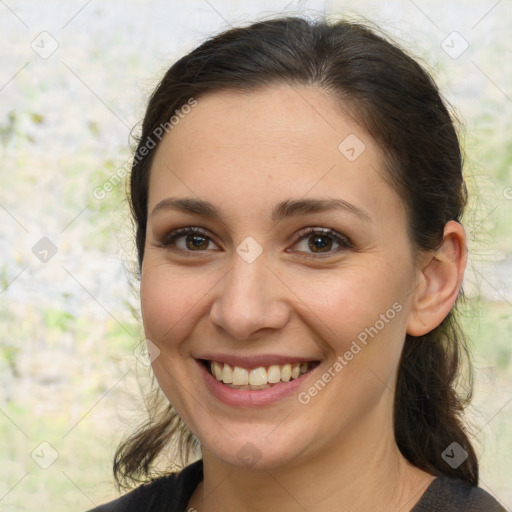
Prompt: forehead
<box><xmin>148</xmin><ymin>85</ymin><xmax>403</xmax><ymax>225</ymax></box>
<box><xmin>159</xmin><ymin>85</ymin><xmax>370</xmax><ymax>164</ymax></box>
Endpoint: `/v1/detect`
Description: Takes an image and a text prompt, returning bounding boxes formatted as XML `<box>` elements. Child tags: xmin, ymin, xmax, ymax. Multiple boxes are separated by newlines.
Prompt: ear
<box><xmin>406</xmin><ymin>220</ymin><xmax>467</xmax><ymax>336</ymax></box>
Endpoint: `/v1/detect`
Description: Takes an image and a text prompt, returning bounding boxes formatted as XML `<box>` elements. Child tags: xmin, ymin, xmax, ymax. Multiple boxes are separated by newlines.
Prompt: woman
<box><xmin>89</xmin><ymin>15</ymin><xmax>506</xmax><ymax>512</ymax></box>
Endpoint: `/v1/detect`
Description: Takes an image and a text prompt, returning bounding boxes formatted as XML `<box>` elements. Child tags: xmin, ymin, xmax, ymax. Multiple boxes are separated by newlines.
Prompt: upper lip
<box><xmin>196</xmin><ymin>353</ymin><xmax>319</xmax><ymax>370</ymax></box>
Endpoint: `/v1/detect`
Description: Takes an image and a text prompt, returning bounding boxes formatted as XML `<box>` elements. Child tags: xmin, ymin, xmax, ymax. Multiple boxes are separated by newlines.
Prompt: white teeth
<box><xmin>249</xmin><ymin>367</ymin><xmax>267</xmax><ymax>386</ymax></box>
<box><xmin>232</xmin><ymin>366</ymin><xmax>249</xmax><ymax>385</ymax></box>
<box><xmin>212</xmin><ymin>361</ymin><xmax>223</xmax><ymax>380</ymax></box>
<box><xmin>209</xmin><ymin>360</ymin><xmax>313</xmax><ymax>387</ymax></box>
<box><xmin>222</xmin><ymin>363</ymin><xmax>233</xmax><ymax>383</ymax></box>
<box><xmin>281</xmin><ymin>363</ymin><xmax>292</xmax><ymax>382</ymax></box>
<box><xmin>267</xmin><ymin>365</ymin><xmax>281</xmax><ymax>383</ymax></box>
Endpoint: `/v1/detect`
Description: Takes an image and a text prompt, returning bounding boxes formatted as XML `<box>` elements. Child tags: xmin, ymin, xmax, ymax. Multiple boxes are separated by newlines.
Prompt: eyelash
<box><xmin>289</xmin><ymin>227</ymin><xmax>353</xmax><ymax>256</ymax></box>
<box><xmin>157</xmin><ymin>226</ymin><xmax>353</xmax><ymax>257</ymax></box>
<box><xmin>157</xmin><ymin>227</ymin><xmax>214</xmax><ymax>254</ymax></box>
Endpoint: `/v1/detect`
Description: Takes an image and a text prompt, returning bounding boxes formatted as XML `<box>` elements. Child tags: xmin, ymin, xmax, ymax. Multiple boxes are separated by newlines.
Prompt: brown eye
<box><xmin>186</xmin><ymin>234</ymin><xmax>210</xmax><ymax>250</ymax></box>
<box><xmin>289</xmin><ymin>227</ymin><xmax>352</xmax><ymax>256</ymax></box>
<box><xmin>158</xmin><ymin>227</ymin><xmax>220</xmax><ymax>252</ymax></box>
<box><xmin>308</xmin><ymin>235</ymin><xmax>333</xmax><ymax>253</ymax></box>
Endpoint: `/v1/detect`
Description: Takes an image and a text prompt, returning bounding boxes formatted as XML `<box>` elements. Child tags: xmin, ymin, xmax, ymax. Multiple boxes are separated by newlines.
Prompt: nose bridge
<box><xmin>210</xmin><ymin>251</ymin><xmax>289</xmax><ymax>339</ymax></box>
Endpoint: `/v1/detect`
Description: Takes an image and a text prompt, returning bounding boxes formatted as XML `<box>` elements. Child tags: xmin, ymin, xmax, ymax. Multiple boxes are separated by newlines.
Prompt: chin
<box><xmin>204</xmin><ymin>434</ymin><xmax>305</xmax><ymax>470</ymax></box>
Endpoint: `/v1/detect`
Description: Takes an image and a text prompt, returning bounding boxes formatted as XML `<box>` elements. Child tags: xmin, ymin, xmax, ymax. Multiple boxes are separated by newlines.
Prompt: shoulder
<box><xmin>412</xmin><ymin>476</ymin><xmax>507</xmax><ymax>512</ymax></box>
<box><xmin>85</xmin><ymin>460</ymin><xmax>203</xmax><ymax>512</ymax></box>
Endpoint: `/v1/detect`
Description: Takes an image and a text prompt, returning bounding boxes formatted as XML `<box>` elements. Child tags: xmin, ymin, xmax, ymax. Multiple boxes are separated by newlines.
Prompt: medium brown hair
<box><xmin>115</xmin><ymin>15</ymin><xmax>477</xmax><ymax>488</ymax></box>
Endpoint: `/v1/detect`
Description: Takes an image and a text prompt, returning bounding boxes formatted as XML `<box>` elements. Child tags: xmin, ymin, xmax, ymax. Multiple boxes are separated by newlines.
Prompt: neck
<box><xmin>189</xmin><ymin>403</ymin><xmax>435</xmax><ymax>512</ymax></box>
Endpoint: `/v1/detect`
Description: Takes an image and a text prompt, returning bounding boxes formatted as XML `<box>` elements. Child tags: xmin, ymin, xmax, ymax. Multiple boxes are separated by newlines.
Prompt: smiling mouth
<box><xmin>200</xmin><ymin>359</ymin><xmax>319</xmax><ymax>390</ymax></box>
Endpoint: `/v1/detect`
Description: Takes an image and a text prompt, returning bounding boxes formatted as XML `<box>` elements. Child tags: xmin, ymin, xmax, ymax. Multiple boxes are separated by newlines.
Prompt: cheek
<box><xmin>293</xmin><ymin>265</ymin><xmax>398</xmax><ymax>324</ymax></box>
<box><xmin>139</xmin><ymin>261</ymin><xmax>212</xmax><ymax>406</ymax></box>
<box><xmin>287</xmin><ymin>264</ymin><xmax>409</xmax><ymax>363</ymax></box>
<box><xmin>140</xmin><ymin>260</ymin><xmax>210</xmax><ymax>345</ymax></box>
<box><xmin>291</xmin><ymin>271</ymin><xmax>409</xmax><ymax>426</ymax></box>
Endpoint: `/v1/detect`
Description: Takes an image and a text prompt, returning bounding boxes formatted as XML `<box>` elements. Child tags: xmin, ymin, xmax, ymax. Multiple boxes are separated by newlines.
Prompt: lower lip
<box><xmin>197</xmin><ymin>360</ymin><xmax>316</xmax><ymax>408</ymax></box>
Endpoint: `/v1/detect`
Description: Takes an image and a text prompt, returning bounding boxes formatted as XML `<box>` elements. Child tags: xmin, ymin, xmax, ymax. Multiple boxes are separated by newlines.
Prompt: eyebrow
<box><xmin>271</xmin><ymin>198</ymin><xmax>371</xmax><ymax>223</ymax></box>
<box><xmin>151</xmin><ymin>197</ymin><xmax>371</xmax><ymax>223</ymax></box>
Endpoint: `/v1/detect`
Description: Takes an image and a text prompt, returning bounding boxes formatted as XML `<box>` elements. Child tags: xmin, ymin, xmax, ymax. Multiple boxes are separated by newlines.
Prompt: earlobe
<box><xmin>406</xmin><ymin>221</ymin><xmax>467</xmax><ymax>337</ymax></box>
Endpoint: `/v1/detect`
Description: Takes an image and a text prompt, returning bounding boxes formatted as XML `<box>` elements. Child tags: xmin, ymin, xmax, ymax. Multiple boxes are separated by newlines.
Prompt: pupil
<box><xmin>309</xmin><ymin>235</ymin><xmax>332</xmax><ymax>252</ymax></box>
<box><xmin>187</xmin><ymin>235</ymin><xmax>208</xmax><ymax>250</ymax></box>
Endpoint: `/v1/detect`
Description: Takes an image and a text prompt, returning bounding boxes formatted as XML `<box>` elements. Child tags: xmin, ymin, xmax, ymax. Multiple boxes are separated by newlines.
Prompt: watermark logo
<box><xmin>133</xmin><ymin>339</ymin><xmax>161</xmax><ymax>366</ymax></box>
<box><xmin>236</xmin><ymin>236</ymin><xmax>263</xmax><ymax>264</ymax></box>
<box><xmin>441</xmin><ymin>31</ymin><xmax>469</xmax><ymax>59</ymax></box>
<box><xmin>92</xmin><ymin>97</ymin><xmax>198</xmax><ymax>201</ymax></box>
<box><xmin>442</xmin><ymin>441</ymin><xmax>468</xmax><ymax>468</ymax></box>
<box><xmin>298</xmin><ymin>302</ymin><xmax>403</xmax><ymax>405</ymax></box>
<box><xmin>32</xmin><ymin>236</ymin><xmax>58</xmax><ymax>263</ymax></box>
<box><xmin>31</xmin><ymin>31</ymin><xmax>59</xmax><ymax>59</ymax></box>
<box><xmin>237</xmin><ymin>442</ymin><xmax>262</xmax><ymax>467</ymax></box>
<box><xmin>338</xmin><ymin>134</ymin><xmax>366</xmax><ymax>162</ymax></box>
<box><xmin>31</xmin><ymin>441</ymin><xmax>59</xmax><ymax>469</ymax></box>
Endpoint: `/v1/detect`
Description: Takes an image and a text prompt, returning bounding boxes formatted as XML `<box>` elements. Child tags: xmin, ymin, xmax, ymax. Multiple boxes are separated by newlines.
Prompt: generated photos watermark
<box><xmin>298</xmin><ymin>302</ymin><xmax>403</xmax><ymax>405</ymax></box>
<box><xmin>92</xmin><ymin>97</ymin><xmax>198</xmax><ymax>201</ymax></box>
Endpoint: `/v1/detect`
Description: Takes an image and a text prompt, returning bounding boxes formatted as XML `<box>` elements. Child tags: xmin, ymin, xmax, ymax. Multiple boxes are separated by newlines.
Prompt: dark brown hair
<box><xmin>115</xmin><ymin>15</ymin><xmax>477</xmax><ymax>488</ymax></box>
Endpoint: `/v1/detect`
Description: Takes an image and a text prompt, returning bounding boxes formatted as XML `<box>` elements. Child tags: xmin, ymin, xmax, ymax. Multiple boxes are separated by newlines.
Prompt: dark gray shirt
<box><xmin>88</xmin><ymin>460</ymin><xmax>507</xmax><ymax>511</ymax></box>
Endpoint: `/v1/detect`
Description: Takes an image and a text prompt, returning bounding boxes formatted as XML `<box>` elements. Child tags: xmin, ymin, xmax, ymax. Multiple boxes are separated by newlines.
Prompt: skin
<box><xmin>140</xmin><ymin>85</ymin><xmax>466</xmax><ymax>511</ymax></box>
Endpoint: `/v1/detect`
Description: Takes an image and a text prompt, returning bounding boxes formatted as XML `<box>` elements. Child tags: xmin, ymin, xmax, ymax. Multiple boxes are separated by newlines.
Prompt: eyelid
<box><xmin>155</xmin><ymin>225</ymin><xmax>352</xmax><ymax>256</ymax></box>
<box><xmin>287</xmin><ymin>227</ymin><xmax>353</xmax><ymax>255</ymax></box>
<box><xmin>157</xmin><ymin>226</ymin><xmax>221</xmax><ymax>251</ymax></box>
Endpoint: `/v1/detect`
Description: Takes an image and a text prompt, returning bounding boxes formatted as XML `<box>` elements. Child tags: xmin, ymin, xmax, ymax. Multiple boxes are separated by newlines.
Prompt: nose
<box><xmin>209</xmin><ymin>252</ymin><xmax>290</xmax><ymax>340</ymax></box>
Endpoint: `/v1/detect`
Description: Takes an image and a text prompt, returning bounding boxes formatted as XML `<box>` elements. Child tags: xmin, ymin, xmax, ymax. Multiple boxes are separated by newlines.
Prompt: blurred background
<box><xmin>0</xmin><ymin>0</ymin><xmax>511</xmax><ymax>509</ymax></box>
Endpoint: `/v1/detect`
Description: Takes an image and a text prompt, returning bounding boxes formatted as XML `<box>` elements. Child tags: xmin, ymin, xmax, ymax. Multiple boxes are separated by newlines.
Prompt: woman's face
<box><xmin>141</xmin><ymin>86</ymin><xmax>421</xmax><ymax>469</ymax></box>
